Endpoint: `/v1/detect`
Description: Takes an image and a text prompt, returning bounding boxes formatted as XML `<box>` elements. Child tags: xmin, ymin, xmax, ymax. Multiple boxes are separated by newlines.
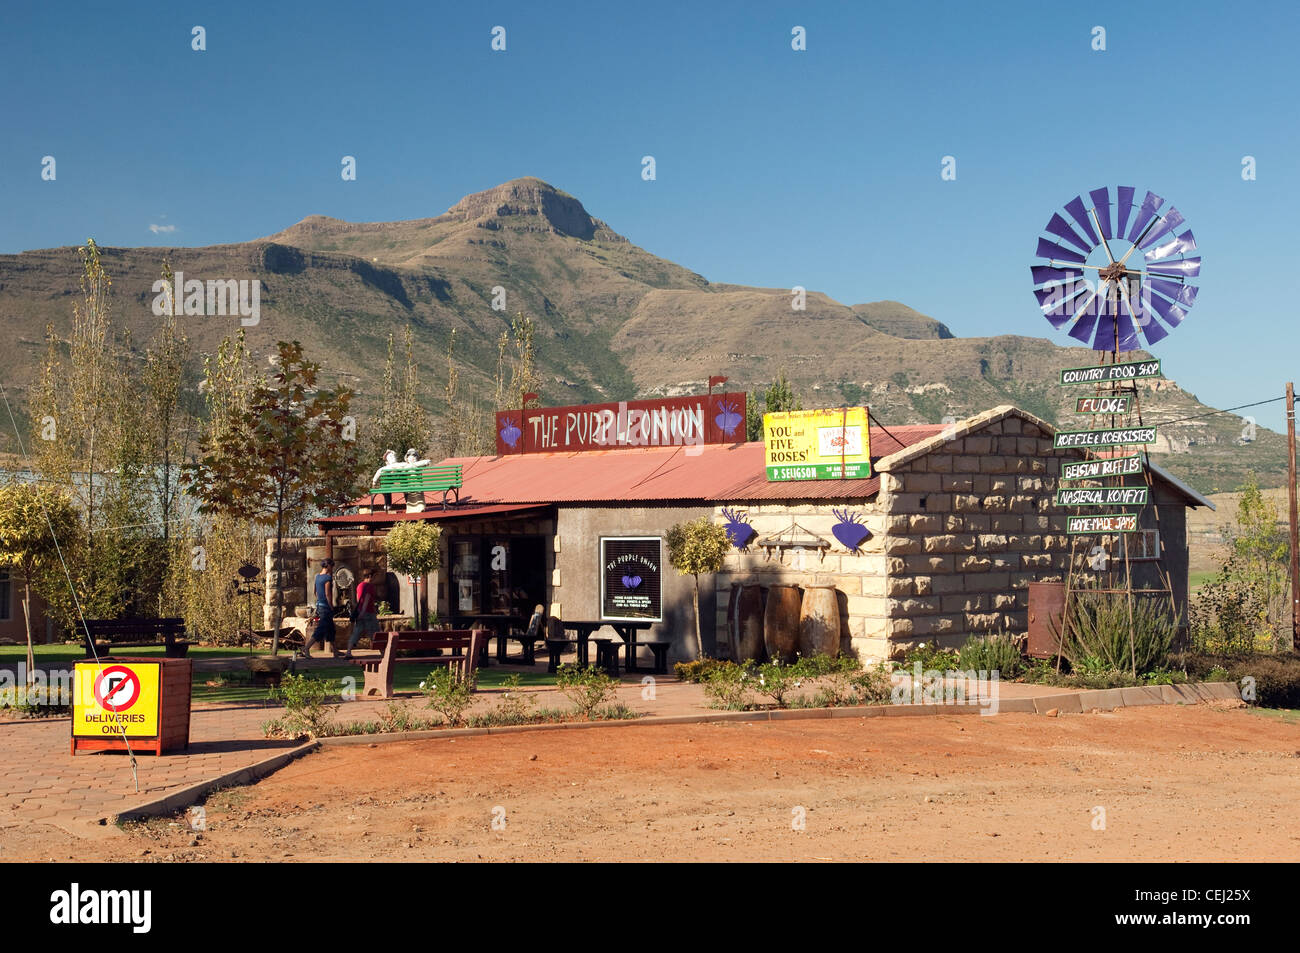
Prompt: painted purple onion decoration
<box><xmin>714</xmin><ymin>399</ymin><xmax>742</xmax><ymax>438</ymax></box>
<box><xmin>621</xmin><ymin>574</ymin><xmax>642</xmax><ymax>590</ymax></box>
<box><xmin>831</xmin><ymin>508</ymin><xmax>871</xmax><ymax>551</ymax></box>
<box><xmin>499</xmin><ymin>416</ymin><xmax>522</xmax><ymax>448</ymax></box>
<box><xmin>721</xmin><ymin>507</ymin><xmax>756</xmax><ymax>549</ymax></box>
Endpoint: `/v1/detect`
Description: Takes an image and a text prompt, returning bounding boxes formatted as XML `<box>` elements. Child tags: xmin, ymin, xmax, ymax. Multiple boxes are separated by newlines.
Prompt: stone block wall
<box><xmin>712</xmin><ymin>501</ymin><xmax>889</xmax><ymax>661</ymax></box>
<box><xmin>878</xmin><ymin>414</ymin><xmax>1077</xmax><ymax>650</ymax></box>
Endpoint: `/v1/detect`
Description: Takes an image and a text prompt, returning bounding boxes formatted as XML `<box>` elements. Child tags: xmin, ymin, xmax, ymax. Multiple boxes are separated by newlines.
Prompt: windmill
<box><xmin>1030</xmin><ymin>187</ymin><xmax>1201</xmax><ymax>672</ymax></box>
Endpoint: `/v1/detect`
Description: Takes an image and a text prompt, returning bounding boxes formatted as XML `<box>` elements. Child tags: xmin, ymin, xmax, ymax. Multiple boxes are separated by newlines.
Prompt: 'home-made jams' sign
<box><xmin>601</xmin><ymin>537</ymin><xmax>663</xmax><ymax>621</ymax></box>
<box><xmin>495</xmin><ymin>394</ymin><xmax>747</xmax><ymax>455</ymax></box>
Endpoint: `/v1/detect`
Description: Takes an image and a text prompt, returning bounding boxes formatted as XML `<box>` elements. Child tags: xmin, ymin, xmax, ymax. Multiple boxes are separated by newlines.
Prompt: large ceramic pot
<box><xmin>799</xmin><ymin>585</ymin><xmax>841</xmax><ymax>658</ymax></box>
<box><xmin>763</xmin><ymin>585</ymin><xmax>802</xmax><ymax>663</ymax></box>
<box><xmin>729</xmin><ymin>584</ymin><xmax>766</xmax><ymax>662</ymax></box>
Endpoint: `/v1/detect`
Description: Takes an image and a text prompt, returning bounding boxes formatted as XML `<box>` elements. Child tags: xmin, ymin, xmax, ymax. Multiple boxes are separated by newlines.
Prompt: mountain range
<box><xmin>0</xmin><ymin>177</ymin><xmax>1285</xmax><ymax>493</ymax></box>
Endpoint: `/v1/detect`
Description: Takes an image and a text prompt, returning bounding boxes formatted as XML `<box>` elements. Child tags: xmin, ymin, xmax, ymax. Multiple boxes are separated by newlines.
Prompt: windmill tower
<box><xmin>1031</xmin><ymin>187</ymin><xmax>1201</xmax><ymax>672</ymax></box>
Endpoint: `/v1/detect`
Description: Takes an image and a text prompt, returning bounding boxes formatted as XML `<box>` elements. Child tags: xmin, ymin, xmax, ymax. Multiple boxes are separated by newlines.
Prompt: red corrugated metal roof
<box><xmin>403</xmin><ymin>425</ymin><xmax>946</xmax><ymax>506</ymax></box>
<box><xmin>317</xmin><ymin>503</ymin><xmax>550</xmax><ymax>527</ymax></box>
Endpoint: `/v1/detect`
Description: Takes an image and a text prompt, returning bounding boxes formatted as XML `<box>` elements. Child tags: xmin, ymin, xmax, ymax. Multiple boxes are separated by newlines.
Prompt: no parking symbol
<box><xmin>73</xmin><ymin>661</ymin><xmax>161</xmax><ymax>737</ymax></box>
<box><xmin>94</xmin><ymin>665</ymin><xmax>141</xmax><ymax>711</ymax></box>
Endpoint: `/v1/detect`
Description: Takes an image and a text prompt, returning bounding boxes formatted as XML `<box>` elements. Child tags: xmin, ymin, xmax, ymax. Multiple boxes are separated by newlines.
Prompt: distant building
<box><xmin>274</xmin><ymin>405</ymin><xmax>1211</xmax><ymax>663</ymax></box>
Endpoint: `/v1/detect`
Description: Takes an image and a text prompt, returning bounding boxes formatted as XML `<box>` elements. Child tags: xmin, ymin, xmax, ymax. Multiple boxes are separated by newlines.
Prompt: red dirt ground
<box><xmin>5</xmin><ymin>705</ymin><xmax>1299</xmax><ymax>862</ymax></box>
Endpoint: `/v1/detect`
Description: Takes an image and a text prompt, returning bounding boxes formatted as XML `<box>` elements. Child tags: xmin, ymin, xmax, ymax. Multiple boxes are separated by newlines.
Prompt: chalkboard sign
<box><xmin>601</xmin><ymin>537</ymin><xmax>663</xmax><ymax>621</ymax></box>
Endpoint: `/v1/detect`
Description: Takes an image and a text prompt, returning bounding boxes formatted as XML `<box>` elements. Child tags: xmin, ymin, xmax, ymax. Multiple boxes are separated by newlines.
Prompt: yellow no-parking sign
<box><xmin>72</xmin><ymin>661</ymin><xmax>161</xmax><ymax>737</ymax></box>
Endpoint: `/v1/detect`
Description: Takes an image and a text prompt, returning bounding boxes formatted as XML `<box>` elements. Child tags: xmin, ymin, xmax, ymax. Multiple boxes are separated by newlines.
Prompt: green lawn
<box><xmin>191</xmin><ymin>662</ymin><xmax>558</xmax><ymax>705</ymax></box>
<box><xmin>0</xmin><ymin>643</ymin><xmax>253</xmax><ymax>662</ymax></box>
<box><xmin>1189</xmin><ymin>570</ymin><xmax>1218</xmax><ymax>593</ymax></box>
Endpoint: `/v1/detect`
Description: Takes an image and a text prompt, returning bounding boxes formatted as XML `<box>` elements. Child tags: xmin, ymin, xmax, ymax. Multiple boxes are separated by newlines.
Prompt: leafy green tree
<box><xmin>184</xmin><ymin>340</ymin><xmax>359</xmax><ymax>653</ymax></box>
<box><xmin>744</xmin><ymin>370</ymin><xmax>803</xmax><ymax>441</ymax></box>
<box><xmin>383</xmin><ymin>521</ymin><xmax>442</xmax><ymax>628</ymax></box>
<box><xmin>365</xmin><ymin>325</ymin><xmax>432</xmax><ymax>472</ymax></box>
<box><xmin>0</xmin><ymin>483</ymin><xmax>80</xmax><ymax>679</ymax></box>
<box><xmin>666</xmin><ymin>517</ymin><xmax>731</xmax><ymax>659</ymax></box>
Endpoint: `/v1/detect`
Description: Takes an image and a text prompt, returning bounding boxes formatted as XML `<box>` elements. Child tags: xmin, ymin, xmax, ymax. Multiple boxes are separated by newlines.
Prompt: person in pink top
<box><xmin>345</xmin><ymin>566</ymin><xmax>384</xmax><ymax>659</ymax></box>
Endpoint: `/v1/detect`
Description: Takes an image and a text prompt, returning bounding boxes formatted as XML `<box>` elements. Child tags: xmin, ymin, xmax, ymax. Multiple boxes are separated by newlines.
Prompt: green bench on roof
<box><xmin>369</xmin><ymin>464</ymin><xmax>462</xmax><ymax>508</ymax></box>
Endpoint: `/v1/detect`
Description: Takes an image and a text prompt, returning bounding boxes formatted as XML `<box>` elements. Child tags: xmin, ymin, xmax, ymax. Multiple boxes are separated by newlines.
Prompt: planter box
<box><xmin>71</xmin><ymin>657</ymin><xmax>192</xmax><ymax>756</ymax></box>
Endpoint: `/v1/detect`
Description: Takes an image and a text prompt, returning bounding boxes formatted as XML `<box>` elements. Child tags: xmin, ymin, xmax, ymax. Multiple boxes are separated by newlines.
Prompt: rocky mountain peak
<box><xmin>442</xmin><ymin>177</ymin><xmax>622</xmax><ymax>241</ymax></box>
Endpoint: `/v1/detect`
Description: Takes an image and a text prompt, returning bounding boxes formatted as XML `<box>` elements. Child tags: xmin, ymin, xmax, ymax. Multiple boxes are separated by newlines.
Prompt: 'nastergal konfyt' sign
<box><xmin>1056</xmin><ymin>486</ymin><xmax>1149</xmax><ymax>507</ymax></box>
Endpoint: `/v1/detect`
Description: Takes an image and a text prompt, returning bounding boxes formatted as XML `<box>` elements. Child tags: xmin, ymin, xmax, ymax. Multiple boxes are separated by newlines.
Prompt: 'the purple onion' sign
<box><xmin>600</xmin><ymin>537</ymin><xmax>663</xmax><ymax>621</ymax></box>
<box><xmin>495</xmin><ymin>394</ymin><xmax>747</xmax><ymax>455</ymax></box>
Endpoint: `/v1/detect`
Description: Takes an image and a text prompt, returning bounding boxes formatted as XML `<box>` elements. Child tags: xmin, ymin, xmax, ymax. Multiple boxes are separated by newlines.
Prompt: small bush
<box><xmin>851</xmin><ymin>662</ymin><xmax>895</xmax><ymax>705</ymax></box>
<box><xmin>269</xmin><ymin>673</ymin><xmax>338</xmax><ymax>737</ymax></box>
<box><xmin>957</xmin><ymin>633</ymin><xmax>1025</xmax><ymax>678</ymax></box>
<box><xmin>421</xmin><ymin>666</ymin><xmax>477</xmax><ymax>727</ymax></box>
<box><xmin>753</xmin><ymin>660</ymin><xmax>804</xmax><ymax>709</ymax></box>
<box><xmin>1060</xmin><ymin>592</ymin><xmax>1178</xmax><ymax>674</ymax></box>
<box><xmin>596</xmin><ymin>702</ymin><xmax>640</xmax><ymax>720</ymax></box>
<box><xmin>673</xmin><ymin>658</ymin><xmax>728</xmax><ymax>683</ymax></box>
<box><xmin>903</xmin><ymin>641</ymin><xmax>960</xmax><ymax>671</ymax></box>
<box><xmin>1173</xmin><ymin>651</ymin><xmax>1300</xmax><ymax>708</ymax></box>
<box><xmin>492</xmin><ymin>674</ymin><xmax>538</xmax><ymax>726</ymax></box>
<box><xmin>556</xmin><ymin>663</ymin><xmax>619</xmax><ymax>719</ymax></box>
<box><xmin>702</xmin><ymin>661</ymin><xmax>753</xmax><ymax>710</ymax></box>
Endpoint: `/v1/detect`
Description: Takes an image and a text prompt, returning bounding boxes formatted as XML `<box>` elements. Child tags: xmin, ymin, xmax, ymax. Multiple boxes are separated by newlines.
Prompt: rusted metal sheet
<box><xmin>1027</xmin><ymin>581</ymin><xmax>1066</xmax><ymax>658</ymax></box>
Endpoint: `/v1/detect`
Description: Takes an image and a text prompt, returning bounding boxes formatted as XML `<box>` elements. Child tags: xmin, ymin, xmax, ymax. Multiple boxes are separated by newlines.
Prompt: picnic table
<box><xmin>559</xmin><ymin>620</ymin><xmax>655</xmax><ymax>672</ymax></box>
<box><xmin>451</xmin><ymin>614</ymin><xmax>526</xmax><ymax>666</ymax></box>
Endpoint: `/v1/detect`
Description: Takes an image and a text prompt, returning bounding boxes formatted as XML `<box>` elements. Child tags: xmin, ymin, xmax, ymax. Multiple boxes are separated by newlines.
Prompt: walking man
<box><xmin>301</xmin><ymin>558</ymin><xmax>335</xmax><ymax>659</ymax></box>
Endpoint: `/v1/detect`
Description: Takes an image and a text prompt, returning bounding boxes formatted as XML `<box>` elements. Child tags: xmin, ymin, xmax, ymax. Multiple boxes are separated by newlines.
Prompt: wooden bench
<box><xmin>83</xmin><ymin>618</ymin><xmax>190</xmax><ymax>659</ymax></box>
<box><xmin>639</xmin><ymin>640</ymin><xmax>672</xmax><ymax>676</ymax></box>
<box><xmin>359</xmin><ymin>628</ymin><xmax>485</xmax><ymax>699</ymax></box>
<box><xmin>544</xmin><ymin>639</ymin><xmax>574</xmax><ymax>674</ymax></box>
<box><xmin>368</xmin><ymin>464</ymin><xmax>463</xmax><ymax>509</ymax></box>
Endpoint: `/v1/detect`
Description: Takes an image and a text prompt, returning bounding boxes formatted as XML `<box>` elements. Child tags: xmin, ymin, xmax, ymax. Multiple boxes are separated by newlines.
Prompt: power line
<box><xmin>1144</xmin><ymin>396</ymin><xmax>1285</xmax><ymax>428</ymax></box>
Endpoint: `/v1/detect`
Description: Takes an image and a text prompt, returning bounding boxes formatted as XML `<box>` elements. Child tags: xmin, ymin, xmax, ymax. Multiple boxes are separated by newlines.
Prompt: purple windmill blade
<box><xmin>1139</xmin><ymin>207</ymin><xmax>1186</xmax><ymax>249</ymax></box>
<box><xmin>1148</xmin><ymin>278</ymin><xmax>1198</xmax><ymax>307</ymax></box>
<box><xmin>1090</xmin><ymin>293</ymin><xmax>1118</xmax><ymax>351</ymax></box>
<box><xmin>1144</xmin><ymin>229</ymin><xmax>1197</xmax><ymax>262</ymax></box>
<box><xmin>1115</xmin><ymin>307</ymin><xmax>1141</xmax><ymax>351</ymax></box>
<box><xmin>1144</xmin><ymin>288</ymin><xmax>1190</xmax><ymax>327</ymax></box>
<box><xmin>1066</xmin><ymin>293</ymin><xmax>1101</xmax><ymax>344</ymax></box>
<box><xmin>1147</xmin><ymin>257</ymin><xmax>1201</xmax><ymax>278</ymax></box>
<box><xmin>1126</xmin><ymin>191</ymin><xmax>1165</xmax><ymax>243</ymax></box>
<box><xmin>1064</xmin><ymin>196</ymin><xmax>1100</xmax><ymax>246</ymax></box>
<box><xmin>1115</xmin><ymin>186</ymin><xmax>1136</xmax><ymax>240</ymax></box>
<box><xmin>1045</xmin><ymin>213</ymin><xmax>1092</xmax><ymax>253</ymax></box>
<box><xmin>1089</xmin><ymin>187</ymin><xmax>1113</xmax><ymax>239</ymax></box>
<box><xmin>1036</xmin><ymin>237</ymin><xmax>1086</xmax><ymax>264</ymax></box>
<box><xmin>1037</xmin><ymin>283</ymin><xmax>1091</xmax><ymax>327</ymax></box>
<box><xmin>1031</xmin><ymin>264</ymin><xmax>1082</xmax><ymax>285</ymax></box>
<box><xmin>1125</xmin><ymin>291</ymin><xmax>1169</xmax><ymax>346</ymax></box>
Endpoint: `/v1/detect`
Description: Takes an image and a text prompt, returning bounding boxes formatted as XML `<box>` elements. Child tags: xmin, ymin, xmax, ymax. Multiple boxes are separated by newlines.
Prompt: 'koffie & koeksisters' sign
<box><xmin>601</xmin><ymin>537</ymin><xmax>663</xmax><ymax>621</ymax></box>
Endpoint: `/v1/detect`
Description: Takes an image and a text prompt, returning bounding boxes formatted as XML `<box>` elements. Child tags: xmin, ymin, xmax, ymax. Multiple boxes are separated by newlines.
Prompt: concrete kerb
<box><xmin>107</xmin><ymin>740</ymin><xmax>318</xmax><ymax>826</ymax></box>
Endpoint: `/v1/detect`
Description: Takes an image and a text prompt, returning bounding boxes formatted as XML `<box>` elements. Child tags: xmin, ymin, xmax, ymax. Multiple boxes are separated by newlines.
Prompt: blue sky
<box><xmin>2</xmin><ymin>0</ymin><xmax>1296</xmax><ymax>431</ymax></box>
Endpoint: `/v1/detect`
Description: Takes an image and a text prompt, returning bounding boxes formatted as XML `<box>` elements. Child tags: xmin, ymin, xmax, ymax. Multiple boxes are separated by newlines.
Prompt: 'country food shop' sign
<box><xmin>765</xmin><ymin>408</ymin><xmax>871</xmax><ymax>481</ymax></box>
<box><xmin>495</xmin><ymin>394</ymin><xmax>747</xmax><ymax>455</ymax></box>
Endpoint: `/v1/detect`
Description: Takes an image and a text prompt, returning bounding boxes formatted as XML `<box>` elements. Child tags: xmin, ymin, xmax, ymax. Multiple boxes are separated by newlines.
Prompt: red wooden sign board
<box><xmin>494</xmin><ymin>393</ymin><xmax>747</xmax><ymax>455</ymax></box>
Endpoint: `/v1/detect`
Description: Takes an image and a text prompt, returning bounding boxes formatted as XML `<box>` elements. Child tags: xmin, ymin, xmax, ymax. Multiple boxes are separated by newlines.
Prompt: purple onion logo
<box><xmin>499</xmin><ymin>416</ymin><xmax>522</xmax><ymax>448</ymax></box>
<box><xmin>621</xmin><ymin>574</ymin><xmax>642</xmax><ymax>590</ymax></box>
<box><xmin>714</xmin><ymin>399</ymin><xmax>742</xmax><ymax>438</ymax></box>
<box><xmin>831</xmin><ymin>508</ymin><xmax>871</xmax><ymax>552</ymax></box>
<box><xmin>721</xmin><ymin>507</ymin><xmax>756</xmax><ymax>549</ymax></box>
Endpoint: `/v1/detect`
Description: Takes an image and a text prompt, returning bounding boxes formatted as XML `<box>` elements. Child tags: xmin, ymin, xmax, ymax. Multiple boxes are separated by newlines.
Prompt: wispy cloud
<box><xmin>149</xmin><ymin>223</ymin><xmax>176</xmax><ymax>234</ymax></box>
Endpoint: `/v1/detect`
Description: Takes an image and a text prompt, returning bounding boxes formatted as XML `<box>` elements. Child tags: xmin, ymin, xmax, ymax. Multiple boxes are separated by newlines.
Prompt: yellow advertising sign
<box><xmin>764</xmin><ymin>407</ymin><xmax>872</xmax><ymax>481</ymax></box>
<box><xmin>73</xmin><ymin>661</ymin><xmax>161</xmax><ymax>738</ymax></box>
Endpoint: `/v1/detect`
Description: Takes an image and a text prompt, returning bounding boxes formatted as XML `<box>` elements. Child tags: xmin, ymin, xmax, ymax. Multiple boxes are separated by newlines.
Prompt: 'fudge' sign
<box><xmin>601</xmin><ymin>537</ymin><xmax>663</xmax><ymax>621</ymax></box>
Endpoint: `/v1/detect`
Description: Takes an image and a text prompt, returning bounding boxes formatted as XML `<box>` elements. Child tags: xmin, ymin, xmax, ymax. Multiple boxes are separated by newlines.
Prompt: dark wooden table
<box><xmin>560</xmin><ymin>620</ymin><xmax>654</xmax><ymax>670</ymax></box>
<box><xmin>452</xmin><ymin>614</ymin><xmax>526</xmax><ymax>665</ymax></box>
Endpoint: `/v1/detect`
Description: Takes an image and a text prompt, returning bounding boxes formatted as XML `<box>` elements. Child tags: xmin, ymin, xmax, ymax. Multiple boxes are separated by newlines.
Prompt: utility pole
<box><xmin>1287</xmin><ymin>382</ymin><xmax>1299</xmax><ymax>648</ymax></box>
